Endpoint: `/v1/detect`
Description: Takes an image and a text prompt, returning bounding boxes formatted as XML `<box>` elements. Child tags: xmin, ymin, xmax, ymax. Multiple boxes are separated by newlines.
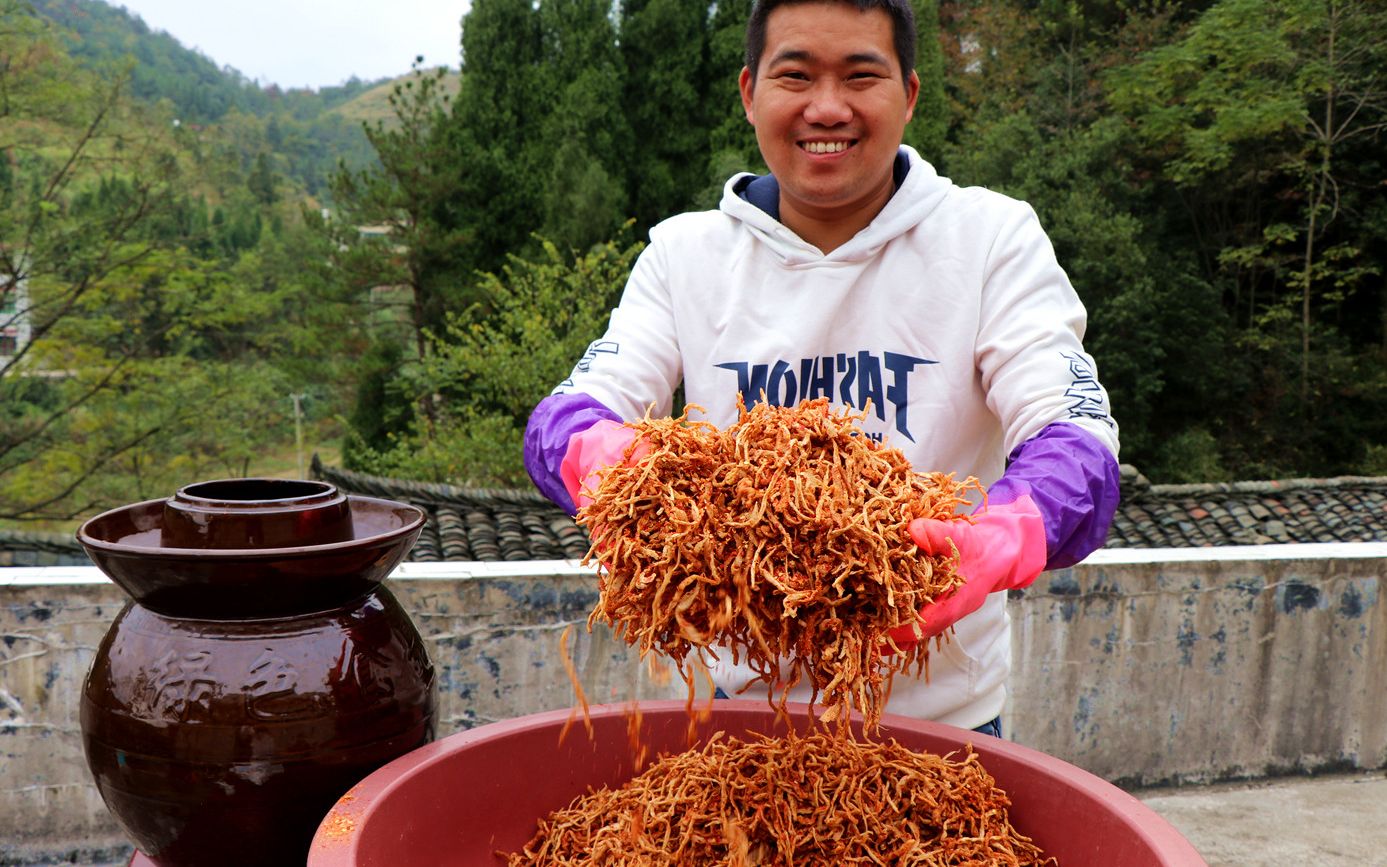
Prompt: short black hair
<box><xmin>744</xmin><ymin>0</ymin><xmax>917</xmax><ymax>89</ymax></box>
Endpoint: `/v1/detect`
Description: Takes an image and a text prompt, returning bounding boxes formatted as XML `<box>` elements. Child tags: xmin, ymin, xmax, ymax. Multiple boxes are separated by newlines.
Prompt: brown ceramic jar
<box><xmin>77</xmin><ymin>479</ymin><xmax>435</xmax><ymax>867</ymax></box>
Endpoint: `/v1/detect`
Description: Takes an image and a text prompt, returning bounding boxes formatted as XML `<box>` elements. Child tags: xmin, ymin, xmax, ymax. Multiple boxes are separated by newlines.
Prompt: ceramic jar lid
<box><xmin>160</xmin><ymin>479</ymin><xmax>354</xmax><ymax>549</ymax></box>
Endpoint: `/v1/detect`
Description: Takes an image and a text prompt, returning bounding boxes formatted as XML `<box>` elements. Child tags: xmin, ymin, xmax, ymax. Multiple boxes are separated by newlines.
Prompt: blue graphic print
<box><xmin>1061</xmin><ymin>352</ymin><xmax>1114</xmax><ymax>426</ymax></box>
<box><xmin>715</xmin><ymin>351</ymin><xmax>935</xmax><ymax>441</ymax></box>
<box><xmin>560</xmin><ymin>340</ymin><xmax>620</xmax><ymax>388</ymax></box>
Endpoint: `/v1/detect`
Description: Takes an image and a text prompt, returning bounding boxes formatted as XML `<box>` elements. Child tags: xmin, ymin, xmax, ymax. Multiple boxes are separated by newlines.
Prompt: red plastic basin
<box><xmin>309</xmin><ymin>700</ymin><xmax>1206</xmax><ymax>866</ymax></box>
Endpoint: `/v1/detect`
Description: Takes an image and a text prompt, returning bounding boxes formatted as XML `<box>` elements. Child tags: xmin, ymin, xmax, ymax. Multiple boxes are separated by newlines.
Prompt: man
<box><xmin>524</xmin><ymin>0</ymin><xmax>1120</xmax><ymax>735</ymax></box>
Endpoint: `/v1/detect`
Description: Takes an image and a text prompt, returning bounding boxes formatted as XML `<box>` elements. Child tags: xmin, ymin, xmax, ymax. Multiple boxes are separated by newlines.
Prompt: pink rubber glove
<box><xmin>559</xmin><ymin>419</ymin><xmax>650</xmax><ymax>511</ymax></box>
<box><xmin>890</xmin><ymin>495</ymin><xmax>1048</xmax><ymax>646</ymax></box>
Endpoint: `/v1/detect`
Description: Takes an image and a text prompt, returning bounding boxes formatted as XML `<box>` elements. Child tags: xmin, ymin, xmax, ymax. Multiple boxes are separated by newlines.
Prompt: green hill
<box><xmin>30</xmin><ymin>0</ymin><xmax>271</xmax><ymax>122</ymax></box>
<box><xmin>332</xmin><ymin>69</ymin><xmax>461</xmax><ymax>129</ymax></box>
<box><xmin>26</xmin><ymin>0</ymin><xmax>402</xmax><ymax>197</ymax></box>
<box><xmin>30</xmin><ymin>0</ymin><xmax>397</xmax><ymax>120</ymax></box>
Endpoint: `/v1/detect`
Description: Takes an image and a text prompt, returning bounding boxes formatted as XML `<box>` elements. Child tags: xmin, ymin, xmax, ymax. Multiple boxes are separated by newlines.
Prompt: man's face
<box><xmin>740</xmin><ymin>2</ymin><xmax>919</xmax><ymax>234</ymax></box>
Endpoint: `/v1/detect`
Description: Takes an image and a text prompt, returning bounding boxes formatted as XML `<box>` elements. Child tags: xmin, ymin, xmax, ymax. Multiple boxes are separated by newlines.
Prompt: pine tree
<box><xmin>534</xmin><ymin>0</ymin><xmax>631</xmax><ymax>251</ymax></box>
<box><xmin>247</xmin><ymin>152</ymin><xmax>278</xmax><ymax>205</ymax></box>
<box><xmin>620</xmin><ymin>0</ymin><xmax>712</xmax><ymax>232</ymax></box>
<box><xmin>699</xmin><ymin>0</ymin><xmax>761</xmax><ymax>207</ymax></box>
<box><xmin>906</xmin><ymin>0</ymin><xmax>948</xmax><ymax>164</ymax></box>
<box><xmin>446</xmin><ymin>0</ymin><xmax>547</xmax><ymax>275</ymax></box>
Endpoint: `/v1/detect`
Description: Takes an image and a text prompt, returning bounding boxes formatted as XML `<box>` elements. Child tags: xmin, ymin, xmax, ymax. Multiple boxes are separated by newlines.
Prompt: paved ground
<box><xmin>1135</xmin><ymin>769</ymin><xmax>1387</xmax><ymax>866</ymax></box>
<box><xmin>6</xmin><ymin>771</ymin><xmax>1386</xmax><ymax>865</ymax></box>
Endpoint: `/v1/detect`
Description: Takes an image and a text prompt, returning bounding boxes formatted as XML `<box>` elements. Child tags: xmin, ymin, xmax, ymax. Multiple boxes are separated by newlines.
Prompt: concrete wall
<box><xmin>1006</xmin><ymin>544</ymin><xmax>1387</xmax><ymax>787</ymax></box>
<box><xmin>3</xmin><ymin>544</ymin><xmax>1384</xmax><ymax>852</ymax></box>
<box><xmin>0</xmin><ymin>563</ymin><xmax>689</xmax><ymax>851</ymax></box>
<box><xmin>1</xmin><ymin>580</ymin><xmax>121</xmax><ymax>852</ymax></box>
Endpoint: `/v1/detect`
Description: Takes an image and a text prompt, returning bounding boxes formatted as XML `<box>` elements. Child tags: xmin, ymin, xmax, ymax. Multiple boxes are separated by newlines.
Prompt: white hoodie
<box><xmin>556</xmin><ymin>145</ymin><xmax>1118</xmax><ymax>728</ymax></box>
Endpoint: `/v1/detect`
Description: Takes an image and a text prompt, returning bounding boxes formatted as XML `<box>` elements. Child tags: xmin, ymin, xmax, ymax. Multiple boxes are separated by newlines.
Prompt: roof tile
<box><xmin>5</xmin><ymin>462</ymin><xmax>1383</xmax><ymax>568</ymax></box>
<box><xmin>317</xmin><ymin>461</ymin><xmax>1387</xmax><ymax>559</ymax></box>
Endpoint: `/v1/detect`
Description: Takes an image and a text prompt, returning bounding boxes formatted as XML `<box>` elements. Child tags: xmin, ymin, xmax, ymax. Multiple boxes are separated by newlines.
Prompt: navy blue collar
<box><xmin>733</xmin><ymin>148</ymin><xmax>912</xmax><ymax>221</ymax></box>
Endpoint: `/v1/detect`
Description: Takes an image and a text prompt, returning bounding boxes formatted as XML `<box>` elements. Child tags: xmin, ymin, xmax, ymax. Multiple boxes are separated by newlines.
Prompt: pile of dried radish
<box><xmin>506</xmin><ymin>730</ymin><xmax>1054</xmax><ymax>866</ymax></box>
<box><xmin>576</xmin><ymin>397</ymin><xmax>976</xmax><ymax>729</ymax></box>
<box><xmin>516</xmin><ymin>399</ymin><xmax>1058</xmax><ymax>866</ymax></box>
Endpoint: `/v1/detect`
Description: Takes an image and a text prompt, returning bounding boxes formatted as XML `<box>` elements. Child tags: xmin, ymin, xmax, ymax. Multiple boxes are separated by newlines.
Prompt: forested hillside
<box><xmin>338</xmin><ymin>0</ymin><xmax>1387</xmax><ymax>491</ymax></box>
<box><xmin>30</xmin><ymin>0</ymin><xmax>385</xmax><ymax>195</ymax></box>
<box><xmin>0</xmin><ymin>0</ymin><xmax>378</xmax><ymax>525</ymax></box>
<box><xmin>2</xmin><ymin>0</ymin><xmax>1384</xmax><ymax>531</ymax></box>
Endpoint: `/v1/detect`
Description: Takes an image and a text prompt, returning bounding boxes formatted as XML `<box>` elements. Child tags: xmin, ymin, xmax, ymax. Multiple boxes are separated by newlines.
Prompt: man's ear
<box><xmin>739</xmin><ymin>66</ymin><xmax>755</xmax><ymax>124</ymax></box>
<box><xmin>905</xmin><ymin>70</ymin><xmax>920</xmax><ymax>122</ymax></box>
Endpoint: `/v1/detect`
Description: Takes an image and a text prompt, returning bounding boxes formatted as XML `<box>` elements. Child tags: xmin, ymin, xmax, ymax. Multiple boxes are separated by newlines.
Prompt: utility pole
<box><xmin>291</xmin><ymin>393</ymin><xmax>307</xmax><ymax>479</ymax></box>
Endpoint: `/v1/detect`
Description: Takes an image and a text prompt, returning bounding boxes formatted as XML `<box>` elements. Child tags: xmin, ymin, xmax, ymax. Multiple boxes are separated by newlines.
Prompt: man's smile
<box><xmin>799</xmin><ymin>139</ymin><xmax>857</xmax><ymax>155</ymax></box>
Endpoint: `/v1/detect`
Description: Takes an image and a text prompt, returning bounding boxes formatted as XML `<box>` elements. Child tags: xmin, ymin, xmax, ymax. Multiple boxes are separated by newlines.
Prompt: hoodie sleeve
<box><xmin>974</xmin><ymin>201</ymin><xmax>1121</xmax><ymax>568</ymax></box>
<box><xmin>524</xmin><ymin>393</ymin><xmax>622</xmax><ymax>514</ymax></box>
<box><xmin>522</xmin><ymin>234</ymin><xmax>683</xmax><ymax>510</ymax></box>
<box><xmin>987</xmin><ymin>423</ymin><xmax>1121</xmax><ymax>569</ymax></box>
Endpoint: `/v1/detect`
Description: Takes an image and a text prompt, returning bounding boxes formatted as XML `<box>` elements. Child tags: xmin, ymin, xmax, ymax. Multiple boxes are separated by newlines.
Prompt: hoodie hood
<box><xmin>718</xmin><ymin>144</ymin><xmax>952</xmax><ymax>266</ymax></box>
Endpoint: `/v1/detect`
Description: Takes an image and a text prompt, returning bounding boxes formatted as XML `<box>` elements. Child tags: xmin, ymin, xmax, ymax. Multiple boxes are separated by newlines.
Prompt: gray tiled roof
<box><xmin>3</xmin><ymin>463</ymin><xmax>1382</xmax><ymax>569</ymax></box>
<box><xmin>0</xmin><ymin>529</ymin><xmax>91</xmax><ymax>567</ymax></box>
<box><xmin>1108</xmin><ymin>465</ymin><xmax>1387</xmax><ymax>547</ymax></box>
<box><xmin>313</xmin><ymin>458</ymin><xmax>591</xmax><ymax>562</ymax></box>
<box><xmin>317</xmin><ymin>460</ymin><xmax>1387</xmax><ymax>561</ymax></box>
<box><xmin>317</xmin><ymin>460</ymin><xmax>1387</xmax><ymax>560</ymax></box>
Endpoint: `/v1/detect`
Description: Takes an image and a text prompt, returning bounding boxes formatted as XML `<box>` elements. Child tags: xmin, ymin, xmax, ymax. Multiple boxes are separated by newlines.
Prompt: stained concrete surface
<box><xmin>1135</xmin><ymin>769</ymin><xmax>1387</xmax><ymax>866</ymax></box>
<box><xmin>6</xmin><ymin>552</ymin><xmax>1385</xmax><ymax>864</ymax></box>
<box><xmin>7</xmin><ymin>771</ymin><xmax>1386</xmax><ymax>866</ymax></box>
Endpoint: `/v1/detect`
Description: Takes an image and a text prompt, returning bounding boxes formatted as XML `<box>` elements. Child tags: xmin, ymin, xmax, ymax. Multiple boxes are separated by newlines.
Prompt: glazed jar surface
<box><xmin>82</xmin><ymin>587</ymin><xmax>435</xmax><ymax>867</ymax></box>
<box><xmin>76</xmin><ymin>480</ymin><xmax>433</xmax><ymax>867</ymax></box>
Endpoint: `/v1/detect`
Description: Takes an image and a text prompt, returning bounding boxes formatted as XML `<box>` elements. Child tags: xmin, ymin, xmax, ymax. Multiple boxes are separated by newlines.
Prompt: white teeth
<box><xmin>803</xmin><ymin>141</ymin><xmax>848</xmax><ymax>154</ymax></box>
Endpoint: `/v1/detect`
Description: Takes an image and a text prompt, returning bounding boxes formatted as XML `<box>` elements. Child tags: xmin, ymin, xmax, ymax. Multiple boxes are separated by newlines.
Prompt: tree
<box><xmin>446</xmin><ymin>0</ymin><xmax>548</xmax><ymax>276</ymax></box>
<box><xmin>534</xmin><ymin>0</ymin><xmax>631</xmax><ymax>251</ymax></box>
<box><xmin>247</xmin><ymin>151</ymin><xmax>278</xmax><ymax>205</ymax></box>
<box><xmin>620</xmin><ymin>0</ymin><xmax>711</xmax><ymax>232</ymax></box>
<box><xmin>936</xmin><ymin>3</ymin><xmax>1242</xmax><ymax>477</ymax></box>
<box><xmin>1284</xmin><ymin>0</ymin><xmax>1387</xmax><ymax>403</ymax></box>
<box><xmin>1105</xmin><ymin>0</ymin><xmax>1386</xmax><ymax>475</ymax></box>
<box><xmin>349</xmin><ymin>232</ymin><xmax>644</xmax><ymax>487</ymax></box>
<box><xmin>0</xmin><ymin>15</ymin><xmax>188</xmax><ymax>519</ymax></box>
<box><xmin>1</xmin><ymin>7</ymin><xmax>359</xmax><ymax>521</ymax></box>
<box><xmin>699</xmin><ymin>0</ymin><xmax>762</xmax><ymax>207</ymax></box>
<box><xmin>905</xmin><ymin>0</ymin><xmax>948</xmax><ymax>162</ymax></box>
<box><xmin>329</xmin><ymin>62</ymin><xmax>472</xmax><ymax>365</ymax></box>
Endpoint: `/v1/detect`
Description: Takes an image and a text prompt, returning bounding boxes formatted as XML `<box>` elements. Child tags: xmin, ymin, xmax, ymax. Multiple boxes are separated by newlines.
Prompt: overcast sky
<box><xmin>112</xmin><ymin>1</ymin><xmax>471</xmax><ymax>90</ymax></box>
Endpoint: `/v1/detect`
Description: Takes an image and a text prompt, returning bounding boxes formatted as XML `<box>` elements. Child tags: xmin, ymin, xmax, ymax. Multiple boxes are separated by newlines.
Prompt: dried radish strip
<box><xmin>577</xmin><ymin>398</ymin><xmax>977</xmax><ymax>731</ymax></box>
<box><xmin>504</xmin><ymin>731</ymin><xmax>1055</xmax><ymax>866</ymax></box>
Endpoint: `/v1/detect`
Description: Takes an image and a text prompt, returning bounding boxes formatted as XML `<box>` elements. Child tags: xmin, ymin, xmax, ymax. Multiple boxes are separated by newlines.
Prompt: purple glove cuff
<box><xmin>524</xmin><ymin>392</ymin><xmax>622</xmax><ymax>515</ymax></box>
<box><xmin>986</xmin><ymin>423</ymin><xmax>1120</xmax><ymax>570</ymax></box>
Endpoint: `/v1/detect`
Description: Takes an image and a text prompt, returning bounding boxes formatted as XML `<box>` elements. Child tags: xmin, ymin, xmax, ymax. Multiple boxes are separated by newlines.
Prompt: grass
<box><xmin>254</xmin><ymin>434</ymin><xmax>344</xmax><ymax>481</ymax></box>
<box><xmin>331</xmin><ymin>68</ymin><xmax>461</xmax><ymax>128</ymax></box>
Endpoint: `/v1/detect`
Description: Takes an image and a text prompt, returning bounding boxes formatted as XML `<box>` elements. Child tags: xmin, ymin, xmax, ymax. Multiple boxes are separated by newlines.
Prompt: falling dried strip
<box><xmin>576</xmin><ymin>398</ymin><xmax>976</xmax><ymax>730</ymax></box>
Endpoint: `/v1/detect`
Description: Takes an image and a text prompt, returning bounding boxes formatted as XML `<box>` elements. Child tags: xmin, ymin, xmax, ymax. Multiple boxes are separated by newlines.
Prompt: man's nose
<box><xmin>802</xmin><ymin>81</ymin><xmax>853</xmax><ymax>126</ymax></box>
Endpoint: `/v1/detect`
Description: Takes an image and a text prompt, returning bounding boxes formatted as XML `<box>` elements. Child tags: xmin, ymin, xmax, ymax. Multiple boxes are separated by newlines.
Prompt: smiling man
<box><xmin>739</xmin><ymin>1</ymin><xmax>919</xmax><ymax>253</ymax></box>
<box><xmin>524</xmin><ymin>0</ymin><xmax>1122</xmax><ymax>738</ymax></box>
